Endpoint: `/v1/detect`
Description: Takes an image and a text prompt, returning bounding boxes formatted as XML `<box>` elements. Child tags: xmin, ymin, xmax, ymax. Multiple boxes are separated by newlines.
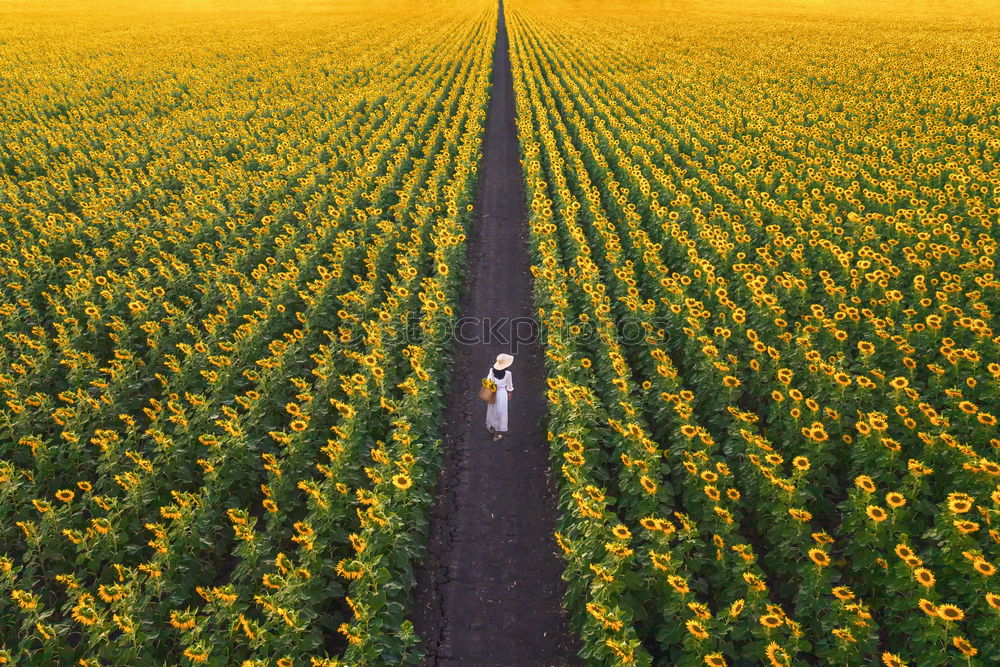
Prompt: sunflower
<box><xmin>808</xmin><ymin>549</ymin><xmax>830</xmax><ymax>567</ymax></box>
<box><xmin>974</xmin><ymin>560</ymin><xmax>996</xmax><ymax>576</ymax></box>
<box><xmin>855</xmin><ymin>475</ymin><xmax>876</xmax><ymax>493</ymax></box>
<box><xmin>640</xmin><ymin>475</ymin><xmax>658</xmax><ymax>494</ymax></box>
<box><xmin>667</xmin><ymin>575</ymin><xmax>689</xmax><ymax>594</ymax></box>
<box><xmin>765</xmin><ymin>642</ymin><xmax>791</xmax><ymax>667</ymax></box>
<box><xmin>812</xmin><ymin>531</ymin><xmax>834</xmax><ymax>544</ymax></box>
<box><xmin>788</xmin><ymin>508</ymin><xmax>812</xmax><ymax>522</ymax></box>
<box><xmin>985</xmin><ymin>593</ymin><xmax>1000</xmax><ymax>610</ymax></box>
<box><xmin>649</xmin><ymin>550</ymin><xmax>671</xmax><ymax>571</ymax></box>
<box><xmin>55</xmin><ymin>489</ymin><xmax>75</xmax><ymax>503</ymax></box>
<box><xmin>170</xmin><ymin>610</ymin><xmax>197</xmax><ymax>630</ymax></box>
<box><xmin>958</xmin><ymin>401</ymin><xmax>977</xmax><ymax>414</ymax></box>
<box><xmin>937</xmin><ymin>604</ymin><xmax>964</xmax><ymax>622</ymax></box>
<box><xmin>832</xmin><ymin>627</ymin><xmax>855</xmax><ymax>643</ymax></box>
<box><xmin>954</xmin><ymin>520</ymin><xmax>980</xmax><ymax>534</ymax></box>
<box><xmin>688</xmin><ymin>602</ymin><xmax>711</xmax><ymax>620</ymax></box>
<box><xmin>913</xmin><ymin>568</ymin><xmax>935</xmax><ymax>588</ymax></box>
<box><xmin>803</xmin><ymin>422</ymin><xmax>828</xmax><ymax>442</ymax></box>
<box><xmin>760</xmin><ymin>613</ymin><xmax>783</xmax><ymax>629</ymax></box>
<box><xmin>335</xmin><ymin>558</ymin><xmax>364</xmax><ymax>582</ymax></box>
<box><xmin>889</xmin><ymin>377</ymin><xmax>909</xmax><ymax>390</ymax></box>
<box><xmin>729</xmin><ymin>599</ymin><xmax>745</xmax><ymax>617</ymax></box>
<box><xmin>885</xmin><ymin>492</ymin><xmax>906</xmax><ymax>508</ymax></box>
<box><xmin>611</xmin><ymin>524</ymin><xmax>632</xmax><ymax>540</ymax></box>
<box><xmin>952</xmin><ymin>636</ymin><xmax>977</xmax><ymax>657</ymax></box>
<box><xmin>832</xmin><ymin>586</ymin><xmax>855</xmax><ymax>601</ymax></box>
<box><xmin>881</xmin><ymin>438</ymin><xmax>901</xmax><ymax>451</ymax></box>
<box><xmin>348</xmin><ymin>533</ymin><xmax>367</xmax><ymax>554</ymax></box>
<box><xmin>866</xmin><ymin>505</ymin><xmax>888</xmax><ymax>522</ymax></box>
<box><xmin>182</xmin><ymin>648</ymin><xmax>209</xmax><ymax>664</ymax></box>
<box><xmin>686</xmin><ymin>619</ymin><xmax>709</xmax><ymax>640</ymax></box>
<box><xmin>981</xmin><ymin>460</ymin><xmax>1000</xmax><ymax>475</ymax></box>
<box><xmin>70</xmin><ymin>596</ymin><xmax>98</xmax><ymax>625</ymax></box>
<box><xmin>947</xmin><ymin>494</ymin><xmax>973</xmax><ymax>513</ymax></box>
<box><xmin>744</xmin><ymin>572</ymin><xmax>767</xmax><ymax>591</ymax></box>
<box><xmin>881</xmin><ymin>653</ymin><xmax>907</xmax><ymax>667</ymax></box>
<box><xmin>704</xmin><ymin>653</ymin><xmax>727</xmax><ymax>667</ymax></box>
<box><xmin>640</xmin><ymin>516</ymin><xmax>661</xmax><ymax>531</ymax></box>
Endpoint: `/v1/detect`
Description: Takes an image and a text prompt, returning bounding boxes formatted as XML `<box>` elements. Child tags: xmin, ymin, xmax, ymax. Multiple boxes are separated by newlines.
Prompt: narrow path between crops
<box><xmin>411</xmin><ymin>2</ymin><xmax>580</xmax><ymax>665</ymax></box>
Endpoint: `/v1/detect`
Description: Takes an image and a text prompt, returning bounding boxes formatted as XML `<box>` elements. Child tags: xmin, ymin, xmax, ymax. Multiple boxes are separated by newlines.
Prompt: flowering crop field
<box><xmin>4</xmin><ymin>0</ymin><xmax>1000</xmax><ymax>664</ymax></box>
<box><xmin>0</xmin><ymin>0</ymin><xmax>492</xmax><ymax>664</ymax></box>
<box><xmin>509</xmin><ymin>0</ymin><xmax>1000</xmax><ymax>664</ymax></box>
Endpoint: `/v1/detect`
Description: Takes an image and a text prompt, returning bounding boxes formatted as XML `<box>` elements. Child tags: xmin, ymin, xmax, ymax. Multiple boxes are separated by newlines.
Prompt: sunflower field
<box><xmin>0</xmin><ymin>0</ymin><xmax>492</xmax><ymax>664</ymax></box>
<box><xmin>508</xmin><ymin>0</ymin><xmax>1000</xmax><ymax>664</ymax></box>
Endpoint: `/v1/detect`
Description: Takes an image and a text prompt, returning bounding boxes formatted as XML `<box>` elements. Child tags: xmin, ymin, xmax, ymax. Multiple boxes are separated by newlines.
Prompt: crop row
<box><xmin>509</xmin><ymin>0</ymin><xmax>999</xmax><ymax>665</ymax></box>
<box><xmin>0</xmin><ymin>2</ymin><xmax>492</xmax><ymax>664</ymax></box>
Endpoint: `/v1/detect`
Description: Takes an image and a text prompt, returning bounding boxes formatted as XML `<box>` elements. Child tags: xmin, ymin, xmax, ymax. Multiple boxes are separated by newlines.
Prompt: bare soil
<box><xmin>410</xmin><ymin>2</ymin><xmax>581</xmax><ymax>665</ymax></box>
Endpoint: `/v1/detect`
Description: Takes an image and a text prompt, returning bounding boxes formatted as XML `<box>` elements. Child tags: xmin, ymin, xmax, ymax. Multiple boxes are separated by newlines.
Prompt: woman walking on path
<box><xmin>486</xmin><ymin>353</ymin><xmax>514</xmax><ymax>441</ymax></box>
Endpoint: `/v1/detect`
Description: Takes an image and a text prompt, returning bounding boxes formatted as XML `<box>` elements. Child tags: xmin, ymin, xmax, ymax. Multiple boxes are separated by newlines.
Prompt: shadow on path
<box><xmin>410</xmin><ymin>2</ymin><xmax>581</xmax><ymax>665</ymax></box>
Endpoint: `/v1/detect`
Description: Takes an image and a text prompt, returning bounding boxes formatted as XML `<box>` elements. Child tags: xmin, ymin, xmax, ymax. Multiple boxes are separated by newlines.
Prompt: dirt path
<box><xmin>410</xmin><ymin>2</ymin><xmax>580</xmax><ymax>665</ymax></box>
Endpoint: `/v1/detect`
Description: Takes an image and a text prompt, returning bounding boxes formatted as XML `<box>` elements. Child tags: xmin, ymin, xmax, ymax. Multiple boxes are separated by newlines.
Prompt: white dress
<box><xmin>485</xmin><ymin>368</ymin><xmax>513</xmax><ymax>432</ymax></box>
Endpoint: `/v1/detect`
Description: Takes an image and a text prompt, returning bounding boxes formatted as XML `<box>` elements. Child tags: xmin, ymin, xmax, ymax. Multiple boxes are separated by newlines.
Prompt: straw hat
<box><xmin>493</xmin><ymin>353</ymin><xmax>514</xmax><ymax>370</ymax></box>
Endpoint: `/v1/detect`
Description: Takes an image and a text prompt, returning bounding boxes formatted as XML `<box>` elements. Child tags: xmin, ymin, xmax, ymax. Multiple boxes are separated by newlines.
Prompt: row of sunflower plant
<box><xmin>0</xmin><ymin>1</ymin><xmax>492</xmax><ymax>665</ymax></box>
<box><xmin>509</xmin><ymin>0</ymin><xmax>999</xmax><ymax>664</ymax></box>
